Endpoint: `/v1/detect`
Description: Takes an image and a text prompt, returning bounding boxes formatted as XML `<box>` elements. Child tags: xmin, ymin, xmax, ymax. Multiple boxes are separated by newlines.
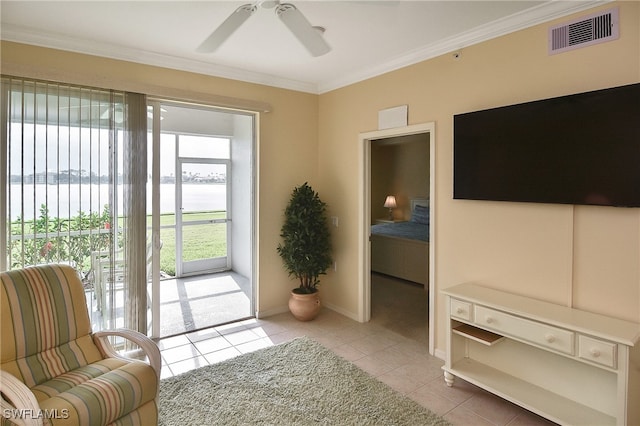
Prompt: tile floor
<box><xmin>158</xmin><ymin>272</ymin><xmax>252</xmax><ymax>336</ymax></box>
<box><xmin>88</xmin><ymin>271</ymin><xmax>252</xmax><ymax>336</ymax></box>
<box><xmin>156</xmin><ymin>274</ymin><xmax>555</xmax><ymax>426</ymax></box>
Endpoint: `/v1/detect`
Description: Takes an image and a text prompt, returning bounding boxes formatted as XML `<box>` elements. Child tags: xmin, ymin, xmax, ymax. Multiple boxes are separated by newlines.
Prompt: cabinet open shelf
<box><xmin>452</xmin><ymin>324</ymin><xmax>504</xmax><ymax>346</ymax></box>
<box><xmin>443</xmin><ymin>283</ymin><xmax>640</xmax><ymax>425</ymax></box>
<box><xmin>447</xmin><ymin>359</ymin><xmax>615</xmax><ymax>426</ymax></box>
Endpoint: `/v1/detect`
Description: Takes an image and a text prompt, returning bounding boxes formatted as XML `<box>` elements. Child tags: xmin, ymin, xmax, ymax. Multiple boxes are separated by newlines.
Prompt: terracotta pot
<box><xmin>288</xmin><ymin>290</ymin><xmax>321</xmax><ymax>321</ymax></box>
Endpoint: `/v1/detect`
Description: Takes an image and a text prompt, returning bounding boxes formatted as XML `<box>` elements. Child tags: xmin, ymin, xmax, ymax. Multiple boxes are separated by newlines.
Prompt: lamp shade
<box><xmin>383</xmin><ymin>195</ymin><xmax>397</xmax><ymax>208</ymax></box>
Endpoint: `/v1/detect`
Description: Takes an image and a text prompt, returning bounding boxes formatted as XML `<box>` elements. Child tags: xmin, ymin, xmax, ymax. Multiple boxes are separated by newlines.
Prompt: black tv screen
<box><xmin>454</xmin><ymin>83</ymin><xmax>640</xmax><ymax>207</ymax></box>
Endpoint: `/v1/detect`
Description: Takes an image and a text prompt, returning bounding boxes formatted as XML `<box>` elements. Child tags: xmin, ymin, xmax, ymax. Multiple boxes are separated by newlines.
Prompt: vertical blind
<box><xmin>1</xmin><ymin>76</ymin><xmax>148</xmax><ymax>334</ymax></box>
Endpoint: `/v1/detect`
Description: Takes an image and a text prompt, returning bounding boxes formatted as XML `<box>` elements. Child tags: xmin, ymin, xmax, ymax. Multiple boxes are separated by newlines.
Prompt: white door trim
<box><xmin>358</xmin><ymin>122</ymin><xmax>436</xmax><ymax>355</ymax></box>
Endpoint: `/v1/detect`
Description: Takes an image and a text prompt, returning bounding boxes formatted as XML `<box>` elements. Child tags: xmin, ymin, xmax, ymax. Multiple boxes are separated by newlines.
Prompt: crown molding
<box><xmin>0</xmin><ymin>24</ymin><xmax>319</xmax><ymax>94</ymax></box>
<box><xmin>1</xmin><ymin>1</ymin><xmax>610</xmax><ymax>95</ymax></box>
<box><xmin>316</xmin><ymin>0</ymin><xmax>610</xmax><ymax>93</ymax></box>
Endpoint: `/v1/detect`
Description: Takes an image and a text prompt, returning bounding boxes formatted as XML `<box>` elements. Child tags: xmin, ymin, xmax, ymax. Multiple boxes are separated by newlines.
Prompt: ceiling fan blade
<box><xmin>197</xmin><ymin>4</ymin><xmax>256</xmax><ymax>53</ymax></box>
<box><xmin>276</xmin><ymin>3</ymin><xmax>331</xmax><ymax>57</ymax></box>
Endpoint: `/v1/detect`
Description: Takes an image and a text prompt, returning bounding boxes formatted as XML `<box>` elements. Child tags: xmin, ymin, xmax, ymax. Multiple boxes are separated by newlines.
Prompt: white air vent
<box><xmin>549</xmin><ymin>7</ymin><xmax>619</xmax><ymax>55</ymax></box>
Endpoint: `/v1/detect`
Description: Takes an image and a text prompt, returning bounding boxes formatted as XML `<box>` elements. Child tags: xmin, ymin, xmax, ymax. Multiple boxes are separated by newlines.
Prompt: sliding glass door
<box><xmin>147</xmin><ymin>101</ymin><xmax>255</xmax><ymax>338</ymax></box>
<box><xmin>1</xmin><ymin>77</ymin><xmax>149</xmax><ymax>333</ymax></box>
<box><xmin>3</xmin><ymin>79</ymin><xmax>256</xmax><ymax>339</ymax></box>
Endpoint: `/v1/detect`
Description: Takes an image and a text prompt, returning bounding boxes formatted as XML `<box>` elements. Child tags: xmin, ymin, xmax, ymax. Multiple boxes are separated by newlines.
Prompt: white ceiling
<box><xmin>1</xmin><ymin>1</ymin><xmax>606</xmax><ymax>94</ymax></box>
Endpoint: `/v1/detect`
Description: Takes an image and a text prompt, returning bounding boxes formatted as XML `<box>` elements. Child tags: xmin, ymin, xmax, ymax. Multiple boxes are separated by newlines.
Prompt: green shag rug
<box><xmin>159</xmin><ymin>337</ymin><xmax>449</xmax><ymax>425</ymax></box>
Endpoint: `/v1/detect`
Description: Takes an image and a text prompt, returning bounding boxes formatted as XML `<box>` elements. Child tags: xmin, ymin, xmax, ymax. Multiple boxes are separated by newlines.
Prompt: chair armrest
<box><xmin>93</xmin><ymin>329</ymin><xmax>161</xmax><ymax>381</ymax></box>
<box><xmin>0</xmin><ymin>370</ymin><xmax>43</xmax><ymax>426</ymax></box>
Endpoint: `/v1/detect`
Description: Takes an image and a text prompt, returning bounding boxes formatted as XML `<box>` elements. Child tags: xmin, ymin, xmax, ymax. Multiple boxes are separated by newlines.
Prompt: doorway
<box><xmin>148</xmin><ymin>101</ymin><xmax>256</xmax><ymax>338</ymax></box>
<box><xmin>176</xmin><ymin>156</ymin><xmax>229</xmax><ymax>276</ymax></box>
<box><xmin>359</xmin><ymin>122</ymin><xmax>436</xmax><ymax>355</ymax></box>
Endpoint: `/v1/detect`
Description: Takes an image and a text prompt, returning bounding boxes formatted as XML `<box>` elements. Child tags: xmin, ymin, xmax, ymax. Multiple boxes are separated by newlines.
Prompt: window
<box><xmin>1</xmin><ymin>77</ymin><xmax>148</xmax><ymax>333</ymax></box>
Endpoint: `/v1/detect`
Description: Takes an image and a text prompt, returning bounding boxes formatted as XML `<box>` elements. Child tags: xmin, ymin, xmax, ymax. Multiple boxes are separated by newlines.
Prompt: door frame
<box><xmin>359</xmin><ymin>122</ymin><xmax>436</xmax><ymax>355</ymax></box>
<box><xmin>175</xmin><ymin>156</ymin><xmax>231</xmax><ymax>277</ymax></box>
<box><xmin>147</xmin><ymin>98</ymin><xmax>258</xmax><ymax>339</ymax></box>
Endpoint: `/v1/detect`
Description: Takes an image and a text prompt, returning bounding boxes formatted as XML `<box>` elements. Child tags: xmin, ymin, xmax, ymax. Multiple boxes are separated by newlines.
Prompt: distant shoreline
<box><xmin>8</xmin><ymin>183</ymin><xmax>226</xmax><ymax>221</ymax></box>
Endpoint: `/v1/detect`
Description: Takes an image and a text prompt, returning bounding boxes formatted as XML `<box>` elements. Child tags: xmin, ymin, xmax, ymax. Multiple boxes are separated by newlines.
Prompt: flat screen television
<box><xmin>453</xmin><ymin>82</ymin><xmax>640</xmax><ymax>207</ymax></box>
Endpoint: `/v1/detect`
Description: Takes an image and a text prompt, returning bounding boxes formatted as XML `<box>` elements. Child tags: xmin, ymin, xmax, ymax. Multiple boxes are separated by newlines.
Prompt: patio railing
<box><xmin>8</xmin><ymin>228</ymin><xmax>112</xmax><ymax>275</ymax></box>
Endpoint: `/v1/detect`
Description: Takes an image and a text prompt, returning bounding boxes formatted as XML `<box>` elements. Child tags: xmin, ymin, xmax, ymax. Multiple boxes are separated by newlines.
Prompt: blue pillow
<box><xmin>411</xmin><ymin>204</ymin><xmax>429</xmax><ymax>225</ymax></box>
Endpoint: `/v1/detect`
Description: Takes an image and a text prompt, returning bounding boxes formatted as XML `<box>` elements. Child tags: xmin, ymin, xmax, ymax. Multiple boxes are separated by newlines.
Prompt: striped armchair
<box><xmin>0</xmin><ymin>264</ymin><xmax>160</xmax><ymax>426</ymax></box>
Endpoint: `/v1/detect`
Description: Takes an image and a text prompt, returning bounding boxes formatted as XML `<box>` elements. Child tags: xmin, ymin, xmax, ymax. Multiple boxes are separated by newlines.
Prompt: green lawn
<box><xmin>155</xmin><ymin>211</ymin><xmax>227</xmax><ymax>276</ymax></box>
<box><xmin>9</xmin><ymin>210</ymin><xmax>226</xmax><ymax>276</ymax></box>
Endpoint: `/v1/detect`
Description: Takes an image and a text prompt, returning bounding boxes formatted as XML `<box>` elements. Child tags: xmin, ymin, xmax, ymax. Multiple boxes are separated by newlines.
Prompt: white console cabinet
<box><xmin>443</xmin><ymin>283</ymin><xmax>640</xmax><ymax>426</ymax></box>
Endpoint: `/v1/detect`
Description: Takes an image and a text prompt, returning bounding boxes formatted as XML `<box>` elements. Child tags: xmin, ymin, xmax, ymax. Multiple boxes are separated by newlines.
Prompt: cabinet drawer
<box><xmin>578</xmin><ymin>335</ymin><xmax>617</xmax><ymax>369</ymax></box>
<box><xmin>450</xmin><ymin>299</ymin><xmax>472</xmax><ymax>321</ymax></box>
<box><xmin>475</xmin><ymin>306</ymin><xmax>575</xmax><ymax>355</ymax></box>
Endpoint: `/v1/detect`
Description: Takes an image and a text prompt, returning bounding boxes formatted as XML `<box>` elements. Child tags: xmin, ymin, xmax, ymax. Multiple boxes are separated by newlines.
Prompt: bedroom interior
<box><xmin>369</xmin><ymin>132</ymin><xmax>430</xmax><ymax>335</ymax></box>
<box><xmin>370</xmin><ymin>134</ymin><xmax>429</xmax><ymax>285</ymax></box>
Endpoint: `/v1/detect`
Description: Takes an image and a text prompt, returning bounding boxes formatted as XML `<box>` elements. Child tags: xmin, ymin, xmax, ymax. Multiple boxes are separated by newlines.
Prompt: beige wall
<box><xmin>370</xmin><ymin>144</ymin><xmax>396</xmax><ymax>222</ymax></box>
<box><xmin>393</xmin><ymin>136</ymin><xmax>429</xmax><ymax>221</ymax></box>
<box><xmin>318</xmin><ymin>2</ymin><xmax>640</xmax><ymax>353</ymax></box>
<box><xmin>0</xmin><ymin>41</ymin><xmax>320</xmax><ymax>317</ymax></box>
<box><xmin>371</xmin><ymin>135</ymin><xmax>429</xmax><ymax>222</ymax></box>
<box><xmin>2</xmin><ymin>1</ymin><xmax>640</xmax><ymax>356</ymax></box>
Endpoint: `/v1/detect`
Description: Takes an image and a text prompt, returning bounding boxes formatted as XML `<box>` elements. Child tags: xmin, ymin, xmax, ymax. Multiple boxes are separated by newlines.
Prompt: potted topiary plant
<box><xmin>277</xmin><ymin>182</ymin><xmax>332</xmax><ymax>321</ymax></box>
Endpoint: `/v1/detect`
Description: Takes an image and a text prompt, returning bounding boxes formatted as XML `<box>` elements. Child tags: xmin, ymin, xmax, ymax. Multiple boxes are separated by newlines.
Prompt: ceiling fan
<box><xmin>197</xmin><ymin>0</ymin><xmax>331</xmax><ymax>57</ymax></box>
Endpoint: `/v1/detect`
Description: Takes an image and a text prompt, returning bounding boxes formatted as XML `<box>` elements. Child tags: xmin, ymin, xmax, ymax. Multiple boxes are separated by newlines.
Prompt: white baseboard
<box><xmin>256</xmin><ymin>302</ymin><xmax>359</xmax><ymax>322</ymax></box>
<box><xmin>255</xmin><ymin>305</ymin><xmax>289</xmax><ymax>319</ymax></box>
<box><xmin>322</xmin><ymin>301</ymin><xmax>360</xmax><ymax>322</ymax></box>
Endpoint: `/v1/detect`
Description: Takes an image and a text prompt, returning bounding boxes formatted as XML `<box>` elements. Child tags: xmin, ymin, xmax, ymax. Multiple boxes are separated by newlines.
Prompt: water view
<box><xmin>8</xmin><ymin>183</ymin><xmax>226</xmax><ymax>221</ymax></box>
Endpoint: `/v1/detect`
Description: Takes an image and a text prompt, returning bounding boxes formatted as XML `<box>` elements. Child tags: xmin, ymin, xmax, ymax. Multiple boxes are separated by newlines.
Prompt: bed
<box><xmin>370</xmin><ymin>198</ymin><xmax>429</xmax><ymax>285</ymax></box>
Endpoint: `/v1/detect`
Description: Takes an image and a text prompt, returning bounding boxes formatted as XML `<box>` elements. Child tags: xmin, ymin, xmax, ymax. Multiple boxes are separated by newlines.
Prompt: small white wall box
<box><xmin>378</xmin><ymin>105</ymin><xmax>408</xmax><ymax>130</ymax></box>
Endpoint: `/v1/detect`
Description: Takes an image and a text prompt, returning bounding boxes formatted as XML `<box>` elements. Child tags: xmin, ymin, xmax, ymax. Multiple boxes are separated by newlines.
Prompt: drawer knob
<box><xmin>590</xmin><ymin>348</ymin><xmax>601</xmax><ymax>358</ymax></box>
<box><xmin>456</xmin><ymin>307</ymin><xmax>465</xmax><ymax>314</ymax></box>
<box><xmin>545</xmin><ymin>334</ymin><xmax>556</xmax><ymax>343</ymax></box>
<box><xmin>485</xmin><ymin>317</ymin><xmax>494</xmax><ymax>324</ymax></box>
